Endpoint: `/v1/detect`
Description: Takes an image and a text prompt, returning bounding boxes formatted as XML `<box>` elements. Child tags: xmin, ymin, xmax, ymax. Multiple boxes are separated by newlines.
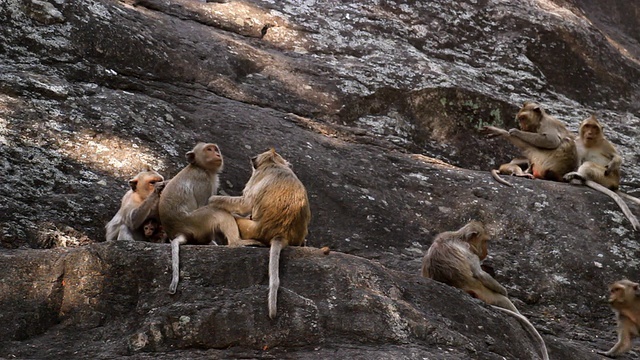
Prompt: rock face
<box><xmin>0</xmin><ymin>0</ymin><xmax>639</xmax><ymax>358</ymax></box>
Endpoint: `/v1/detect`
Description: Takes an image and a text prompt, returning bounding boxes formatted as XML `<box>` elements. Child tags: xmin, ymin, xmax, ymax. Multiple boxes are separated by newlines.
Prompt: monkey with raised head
<box><xmin>482</xmin><ymin>101</ymin><xmax>578</xmax><ymax>182</ymax></box>
<box><xmin>563</xmin><ymin>115</ymin><xmax>639</xmax><ymax>230</ymax></box>
<box><xmin>491</xmin><ymin>158</ymin><xmax>534</xmax><ymax>187</ymax></box>
<box><xmin>209</xmin><ymin>148</ymin><xmax>311</xmax><ymax>319</ymax></box>
<box><xmin>159</xmin><ymin>142</ymin><xmax>262</xmax><ymax>294</ymax></box>
<box><xmin>105</xmin><ymin>169</ymin><xmax>165</xmax><ymax>241</ymax></box>
<box><xmin>599</xmin><ymin>279</ymin><xmax>640</xmax><ymax>358</ymax></box>
<box><xmin>422</xmin><ymin>221</ymin><xmax>548</xmax><ymax>360</ymax></box>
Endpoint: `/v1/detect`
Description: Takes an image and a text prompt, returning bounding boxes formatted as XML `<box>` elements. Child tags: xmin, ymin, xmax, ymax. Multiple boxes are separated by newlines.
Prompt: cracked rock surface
<box><xmin>0</xmin><ymin>0</ymin><xmax>639</xmax><ymax>358</ymax></box>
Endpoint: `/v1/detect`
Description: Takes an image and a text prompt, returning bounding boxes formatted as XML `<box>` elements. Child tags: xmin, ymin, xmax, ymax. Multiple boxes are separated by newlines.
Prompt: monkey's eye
<box><xmin>149</xmin><ymin>180</ymin><xmax>158</xmax><ymax>184</ymax></box>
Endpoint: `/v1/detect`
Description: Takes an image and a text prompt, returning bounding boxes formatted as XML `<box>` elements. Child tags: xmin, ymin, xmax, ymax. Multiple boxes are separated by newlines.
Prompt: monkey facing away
<box><xmin>422</xmin><ymin>221</ymin><xmax>548</xmax><ymax>360</ymax></box>
<box><xmin>563</xmin><ymin>115</ymin><xmax>639</xmax><ymax>230</ymax></box>
<box><xmin>105</xmin><ymin>169</ymin><xmax>165</xmax><ymax>241</ymax></box>
<box><xmin>599</xmin><ymin>279</ymin><xmax>640</xmax><ymax>358</ymax></box>
<box><xmin>209</xmin><ymin>148</ymin><xmax>311</xmax><ymax>319</ymax></box>
<box><xmin>491</xmin><ymin>158</ymin><xmax>534</xmax><ymax>187</ymax></box>
<box><xmin>482</xmin><ymin>101</ymin><xmax>578</xmax><ymax>182</ymax></box>
<box><xmin>159</xmin><ymin>143</ymin><xmax>262</xmax><ymax>294</ymax></box>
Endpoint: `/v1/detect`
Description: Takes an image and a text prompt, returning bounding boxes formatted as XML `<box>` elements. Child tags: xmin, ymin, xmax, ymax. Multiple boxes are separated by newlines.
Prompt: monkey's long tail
<box><xmin>584</xmin><ymin>180</ymin><xmax>640</xmax><ymax>231</ymax></box>
<box><xmin>169</xmin><ymin>235</ymin><xmax>188</xmax><ymax>295</ymax></box>
<box><xmin>619</xmin><ymin>191</ymin><xmax>640</xmax><ymax>206</ymax></box>
<box><xmin>491</xmin><ymin>169</ymin><xmax>514</xmax><ymax>187</ymax></box>
<box><xmin>268</xmin><ymin>239</ymin><xmax>284</xmax><ymax>319</ymax></box>
<box><xmin>491</xmin><ymin>306</ymin><xmax>549</xmax><ymax>360</ymax></box>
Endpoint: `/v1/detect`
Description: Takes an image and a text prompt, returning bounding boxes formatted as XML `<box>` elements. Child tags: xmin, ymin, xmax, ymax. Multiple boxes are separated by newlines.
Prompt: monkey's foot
<box><xmin>563</xmin><ymin>171</ymin><xmax>584</xmax><ymax>183</ymax></box>
<box><xmin>596</xmin><ymin>350</ymin><xmax>616</xmax><ymax>358</ymax></box>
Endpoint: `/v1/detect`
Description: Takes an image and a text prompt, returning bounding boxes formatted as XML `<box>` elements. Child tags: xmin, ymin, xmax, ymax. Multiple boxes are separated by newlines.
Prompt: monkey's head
<box><xmin>187</xmin><ymin>142</ymin><xmax>224</xmax><ymax>172</ymax></box>
<box><xmin>516</xmin><ymin>102</ymin><xmax>544</xmax><ymax>132</ymax></box>
<box><xmin>129</xmin><ymin>170</ymin><xmax>164</xmax><ymax>196</ymax></box>
<box><xmin>608</xmin><ymin>280</ymin><xmax>640</xmax><ymax>305</ymax></box>
<box><xmin>461</xmin><ymin>220</ymin><xmax>489</xmax><ymax>260</ymax></box>
<box><xmin>143</xmin><ymin>220</ymin><xmax>157</xmax><ymax>237</ymax></box>
<box><xmin>579</xmin><ymin>115</ymin><xmax>603</xmax><ymax>148</ymax></box>
<box><xmin>250</xmin><ymin>148</ymin><xmax>290</xmax><ymax>170</ymax></box>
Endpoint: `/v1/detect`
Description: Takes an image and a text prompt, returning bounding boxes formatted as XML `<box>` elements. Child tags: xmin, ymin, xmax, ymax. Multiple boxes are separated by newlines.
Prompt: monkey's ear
<box><xmin>633</xmin><ymin>283</ymin><xmax>640</xmax><ymax>296</ymax></box>
<box><xmin>250</xmin><ymin>156</ymin><xmax>258</xmax><ymax>169</ymax></box>
<box><xmin>145</xmin><ymin>165</ymin><xmax>153</xmax><ymax>171</ymax></box>
<box><xmin>270</xmin><ymin>148</ymin><xmax>276</xmax><ymax>154</ymax></box>
<box><xmin>532</xmin><ymin>105</ymin><xmax>542</xmax><ymax>113</ymax></box>
<box><xmin>129</xmin><ymin>179</ymin><xmax>138</xmax><ymax>191</ymax></box>
<box><xmin>463</xmin><ymin>230</ymin><xmax>479</xmax><ymax>242</ymax></box>
<box><xmin>186</xmin><ymin>150</ymin><xmax>196</xmax><ymax>164</ymax></box>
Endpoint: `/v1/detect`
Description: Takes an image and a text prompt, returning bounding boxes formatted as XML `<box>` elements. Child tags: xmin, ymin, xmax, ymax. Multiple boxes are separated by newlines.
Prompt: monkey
<box><xmin>421</xmin><ymin>221</ymin><xmax>548</xmax><ymax>360</ymax></box>
<box><xmin>482</xmin><ymin>101</ymin><xmax>578</xmax><ymax>182</ymax></box>
<box><xmin>598</xmin><ymin>279</ymin><xmax>640</xmax><ymax>358</ymax></box>
<box><xmin>491</xmin><ymin>158</ymin><xmax>534</xmax><ymax>187</ymax></box>
<box><xmin>105</xmin><ymin>169</ymin><xmax>165</xmax><ymax>241</ymax></box>
<box><xmin>142</xmin><ymin>218</ymin><xmax>168</xmax><ymax>243</ymax></box>
<box><xmin>209</xmin><ymin>148</ymin><xmax>311</xmax><ymax>319</ymax></box>
<box><xmin>564</xmin><ymin>115</ymin><xmax>621</xmax><ymax>190</ymax></box>
<box><xmin>158</xmin><ymin>142</ymin><xmax>263</xmax><ymax>294</ymax></box>
<box><xmin>563</xmin><ymin>115</ymin><xmax>639</xmax><ymax>230</ymax></box>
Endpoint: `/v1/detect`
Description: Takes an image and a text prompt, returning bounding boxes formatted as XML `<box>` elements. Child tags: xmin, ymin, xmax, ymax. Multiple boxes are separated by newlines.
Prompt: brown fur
<box><xmin>105</xmin><ymin>169</ymin><xmax>164</xmax><ymax>241</ymax></box>
<box><xmin>563</xmin><ymin>116</ymin><xmax>639</xmax><ymax>230</ymax></box>
<box><xmin>564</xmin><ymin>115</ymin><xmax>621</xmax><ymax>190</ymax></box>
<box><xmin>491</xmin><ymin>159</ymin><xmax>534</xmax><ymax>187</ymax></box>
<box><xmin>599</xmin><ymin>279</ymin><xmax>640</xmax><ymax>357</ymax></box>
<box><xmin>482</xmin><ymin>102</ymin><xmax>578</xmax><ymax>182</ymax></box>
<box><xmin>421</xmin><ymin>221</ymin><xmax>548</xmax><ymax>360</ymax></box>
<box><xmin>159</xmin><ymin>143</ymin><xmax>261</xmax><ymax>294</ymax></box>
<box><xmin>209</xmin><ymin>149</ymin><xmax>311</xmax><ymax>319</ymax></box>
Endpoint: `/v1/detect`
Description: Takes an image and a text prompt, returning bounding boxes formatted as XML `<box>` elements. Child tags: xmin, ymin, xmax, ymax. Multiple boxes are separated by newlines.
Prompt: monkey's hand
<box><xmin>154</xmin><ymin>181</ymin><xmax>166</xmax><ymax>195</ymax></box>
<box><xmin>480</xmin><ymin>126</ymin><xmax>508</xmax><ymax>138</ymax></box>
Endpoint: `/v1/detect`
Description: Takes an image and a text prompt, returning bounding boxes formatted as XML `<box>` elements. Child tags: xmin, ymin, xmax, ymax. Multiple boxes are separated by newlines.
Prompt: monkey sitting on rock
<box><xmin>422</xmin><ymin>221</ymin><xmax>548</xmax><ymax>360</ymax></box>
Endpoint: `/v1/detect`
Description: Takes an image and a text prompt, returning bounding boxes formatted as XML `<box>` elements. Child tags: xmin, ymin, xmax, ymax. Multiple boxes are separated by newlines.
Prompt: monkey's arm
<box><xmin>209</xmin><ymin>195</ymin><xmax>252</xmax><ymax>215</ymax></box>
<box><xmin>127</xmin><ymin>182</ymin><xmax>165</xmax><ymax>229</ymax></box>
<box><xmin>469</xmin><ymin>255</ymin><xmax>508</xmax><ymax>296</ymax></box>
<box><xmin>508</xmin><ymin>129</ymin><xmax>562</xmax><ymax>149</ymax></box>
<box><xmin>605</xmin><ymin>153</ymin><xmax>622</xmax><ymax>175</ymax></box>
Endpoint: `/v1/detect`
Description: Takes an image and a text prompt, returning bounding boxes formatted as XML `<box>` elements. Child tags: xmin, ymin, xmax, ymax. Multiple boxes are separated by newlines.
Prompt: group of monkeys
<box><xmin>104</xmin><ymin>101</ymin><xmax>639</xmax><ymax>358</ymax></box>
<box><xmin>105</xmin><ymin>144</ymin><xmax>312</xmax><ymax>319</ymax></box>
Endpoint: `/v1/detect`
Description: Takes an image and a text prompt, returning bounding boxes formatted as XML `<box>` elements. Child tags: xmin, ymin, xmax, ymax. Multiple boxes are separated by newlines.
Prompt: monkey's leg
<box><xmin>268</xmin><ymin>238</ymin><xmax>284</xmax><ymax>319</ymax></box>
<box><xmin>619</xmin><ymin>192</ymin><xmax>640</xmax><ymax>206</ymax></box>
<box><xmin>169</xmin><ymin>235</ymin><xmax>188</xmax><ymax>294</ymax></box>
<box><xmin>491</xmin><ymin>306</ymin><xmax>549</xmax><ymax>360</ymax></box>
<box><xmin>117</xmin><ymin>224</ymin><xmax>135</xmax><ymax>240</ymax></box>
<box><xmin>599</xmin><ymin>327</ymin><xmax>632</xmax><ymax>357</ymax></box>
<box><xmin>214</xmin><ymin>210</ymin><xmax>263</xmax><ymax>247</ymax></box>
<box><xmin>128</xmin><ymin>191</ymin><xmax>161</xmax><ymax>229</ymax></box>
<box><xmin>491</xmin><ymin>169</ymin><xmax>514</xmax><ymax>187</ymax></box>
<box><xmin>236</xmin><ymin>218</ymin><xmax>261</xmax><ymax>239</ymax></box>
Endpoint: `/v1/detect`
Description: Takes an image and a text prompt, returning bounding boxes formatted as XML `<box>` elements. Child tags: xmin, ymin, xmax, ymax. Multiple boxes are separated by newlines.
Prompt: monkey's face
<box><xmin>144</xmin><ymin>223</ymin><xmax>156</xmax><ymax>237</ymax></box>
<box><xmin>608</xmin><ymin>280</ymin><xmax>640</xmax><ymax>304</ymax></box>
<box><xmin>580</xmin><ymin>118</ymin><xmax>602</xmax><ymax>147</ymax></box>
<box><xmin>516</xmin><ymin>103</ymin><xmax>543</xmax><ymax>132</ymax></box>
<box><xmin>188</xmin><ymin>143</ymin><xmax>223</xmax><ymax>171</ymax></box>
<box><xmin>130</xmin><ymin>171</ymin><xmax>164</xmax><ymax>196</ymax></box>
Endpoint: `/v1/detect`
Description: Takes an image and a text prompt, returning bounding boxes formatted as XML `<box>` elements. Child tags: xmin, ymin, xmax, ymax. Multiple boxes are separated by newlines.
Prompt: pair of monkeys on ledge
<box><xmin>105</xmin><ymin>145</ymin><xmax>313</xmax><ymax>319</ymax></box>
<box><xmin>483</xmin><ymin>101</ymin><xmax>640</xmax><ymax>229</ymax></box>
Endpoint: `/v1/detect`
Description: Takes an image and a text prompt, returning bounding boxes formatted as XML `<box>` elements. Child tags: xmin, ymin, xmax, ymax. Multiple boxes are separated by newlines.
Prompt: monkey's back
<box><xmin>422</xmin><ymin>236</ymin><xmax>475</xmax><ymax>289</ymax></box>
<box><xmin>250</xmin><ymin>167</ymin><xmax>310</xmax><ymax>246</ymax></box>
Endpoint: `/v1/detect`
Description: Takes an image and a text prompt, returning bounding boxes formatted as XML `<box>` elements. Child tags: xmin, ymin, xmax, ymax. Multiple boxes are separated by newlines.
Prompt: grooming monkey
<box><xmin>159</xmin><ymin>142</ymin><xmax>262</xmax><ymax>294</ymax></box>
<box><xmin>209</xmin><ymin>148</ymin><xmax>311</xmax><ymax>319</ymax></box>
<box><xmin>491</xmin><ymin>158</ymin><xmax>534</xmax><ymax>187</ymax></box>
<box><xmin>482</xmin><ymin>101</ymin><xmax>578</xmax><ymax>182</ymax></box>
<box><xmin>105</xmin><ymin>169</ymin><xmax>165</xmax><ymax>241</ymax></box>
<box><xmin>563</xmin><ymin>115</ymin><xmax>639</xmax><ymax>230</ymax></box>
<box><xmin>422</xmin><ymin>221</ymin><xmax>548</xmax><ymax>360</ymax></box>
<box><xmin>599</xmin><ymin>279</ymin><xmax>640</xmax><ymax>358</ymax></box>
